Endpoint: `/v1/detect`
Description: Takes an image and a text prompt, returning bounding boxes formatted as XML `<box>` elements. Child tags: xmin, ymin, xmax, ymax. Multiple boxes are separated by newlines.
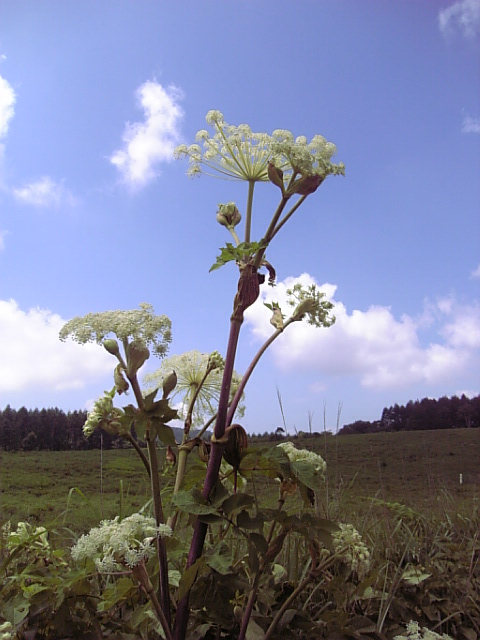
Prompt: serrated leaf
<box><xmin>151</xmin><ymin>421</ymin><xmax>177</xmax><ymax>446</ymax></box>
<box><xmin>209</xmin><ymin>241</ymin><xmax>265</xmax><ymax>272</ymax></box>
<box><xmin>237</xmin><ymin>509</ymin><xmax>265</xmax><ymax>530</ymax></box>
<box><xmin>177</xmin><ymin>558</ymin><xmax>205</xmax><ymax>600</ymax></box>
<box><xmin>205</xmin><ymin>542</ymin><xmax>234</xmax><ymax>575</ymax></box>
<box><xmin>222</xmin><ymin>492</ymin><xmax>255</xmax><ymax>517</ymax></box>
<box><xmin>173</xmin><ymin>488</ymin><xmax>218</xmax><ymax>516</ymax></box>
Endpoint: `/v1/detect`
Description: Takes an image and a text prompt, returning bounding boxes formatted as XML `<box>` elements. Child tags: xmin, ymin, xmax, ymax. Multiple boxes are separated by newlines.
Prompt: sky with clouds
<box><xmin>0</xmin><ymin>0</ymin><xmax>479</xmax><ymax>433</ymax></box>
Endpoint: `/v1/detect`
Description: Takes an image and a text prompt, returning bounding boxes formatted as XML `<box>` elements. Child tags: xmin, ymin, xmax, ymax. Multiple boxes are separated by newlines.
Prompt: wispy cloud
<box><xmin>245</xmin><ymin>273</ymin><xmax>480</xmax><ymax>391</ymax></box>
<box><xmin>0</xmin><ymin>71</ymin><xmax>16</xmax><ymax>185</ymax></box>
<box><xmin>0</xmin><ymin>299</ymin><xmax>113</xmax><ymax>394</ymax></box>
<box><xmin>462</xmin><ymin>114</ymin><xmax>480</xmax><ymax>133</ymax></box>
<box><xmin>110</xmin><ymin>81</ymin><xmax>184</xmax><ymax>190</ymax></box>
<box><xmin>471</xmin><ymin>263</ymin><xmax>480</xmax><ymax>278</ymax></box>
<box><xmin>12</xmin><ymin>177</ymin><xmax>76</xmax><ymax>207</ymax></box>
<box><xmin>439</xmin><ymin>0</ymin><xmax>480</xmax><ymax>38</ymax></box>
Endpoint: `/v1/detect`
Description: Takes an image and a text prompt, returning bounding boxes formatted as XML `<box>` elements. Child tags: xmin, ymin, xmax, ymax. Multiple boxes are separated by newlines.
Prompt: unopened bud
<box><xmin>162</xmin><ymin>370</ymin><xmax>177</xmax><ymax>399</ymax></box>
<box><xmin>267</xmin><ymin>161</ymin><xmax>285</xmax><ymax>192</ymax></box>
<box><xmin>287</xmin><ymin>174</ymin><xmax>323</xmax><ymax>197</ymax></box>
<box><xmin>126</xmin><ymin>341</ymin><xmax>150</xmax><ymax>377</ymax></box>
<box><xmin>216</xmin><ymin>202</ymin><xmax>241</xmax><ymax>228</ymax></box>
<box><xmin>103</xmin><ymin>339</ymin><xmax>120</xmax><ymax>357</ymax></box>
<box><xmin>223</xmin><ymin>423</ymin><xmax>248</xmax><ymax>469</ymax></box>
<box><xmin>166</xmin><ymin>445</ymin><xmax>177</xmax><ymax>466</ymax></box>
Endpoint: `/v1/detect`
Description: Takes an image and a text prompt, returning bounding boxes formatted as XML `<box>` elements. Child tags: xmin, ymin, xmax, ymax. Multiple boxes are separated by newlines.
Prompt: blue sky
<box><xmin>0</xmin><ymin>0</ymin><xmax>479</xmax><ymax>433</ymax></box>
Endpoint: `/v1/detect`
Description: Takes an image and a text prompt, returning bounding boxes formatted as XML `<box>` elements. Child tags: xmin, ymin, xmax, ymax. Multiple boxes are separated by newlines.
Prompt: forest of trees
<box><xmin>0</xmin><ymin>406</ymin><xmax>126</xmax><ymax>451</ymax></box>
<box><xmin>339</xmin><ymin>394</ymin><xmax>480</xmax><ymax>435</ymax></box>
<box><xmin>1</xmin><ymin>394</ymin><xmax>479</xmax><ymax>450</ymax></box>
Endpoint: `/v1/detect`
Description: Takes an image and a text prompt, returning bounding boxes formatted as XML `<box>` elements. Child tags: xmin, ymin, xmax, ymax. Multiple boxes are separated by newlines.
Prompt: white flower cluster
<box><xmin>174</xmin><ymin>110</ymin><xmax>344</xmax><ymax>184</ymax></box>
<box><xmin>332</xmin><ymin>523</ymin><xmax>371</xmax><ymax>579</ymax></box>
<box><xmin>394</xmin><ymin>621</ymin><xmax>453</xmax><ymax>640</ymax></box>
<box><xmin>71</xmin><ymin>514</ymin><xmax>173</xmax><ymax>572</ymax></box>
<box><xmin>277</xmin><ymin>441</ymin><xmax>327</xmax><ymax>476</ymax></box>
<box><xmin>59</xmin><ymin>303</ymin><xmax>172</xmax><ymax>358</ymax></box>
<box><xmin>0</xmin><ymin>621</ymin><xmax>14</xmax><ymax>640</ymax></box>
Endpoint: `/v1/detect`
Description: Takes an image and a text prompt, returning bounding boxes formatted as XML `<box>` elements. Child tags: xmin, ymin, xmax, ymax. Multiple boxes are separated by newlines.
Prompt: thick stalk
<box><xmin>131</xmin><ymin>561</ymin><xmax>173</xmax><ymax>640</ymax></box>
<box><xmin>173</xmin><ymin>315</ymin><xmax>244</xmax><ymax>640</ymax></box>
<box><xmin>238</xmin><ymin>571</ymin><xmax>261</xmax><ymax>640</ymax></box>
<box><xmin>244</xmin><ymin>180</ymin><xmax>255</xmax><ymax>244</ymax></box>
<box><xmin>146</xmin><ymin>429</ymin><xmax>172</xmax><ymax>628</ymax></box>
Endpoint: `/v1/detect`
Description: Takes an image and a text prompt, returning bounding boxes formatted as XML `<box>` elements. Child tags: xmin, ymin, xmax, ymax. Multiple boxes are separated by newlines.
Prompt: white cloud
<box><xmin>462</xmin><ymin>114</ymin><xmax>480</xmax><ymax>133</ymax></box>
<box><xmin>0</xmin><ymin>299</ymin><xmax>113</xmax><ymax>394</ymax></box>
<box><xmin>12</xmin><ymin>177</ymin><xmax>76</xmax><ymax>207</ymax></box>
<box><xmin>244</xmin><ymin>273</ymin><xmax>480</xmax><ymax>391</ymax></box>
<box><xmin>0</xmin><ymin>73</ymin><xmax>15</xmax><ymax>139</ymax></box>
<box><xmin>110</xmin><ymin>81</ymin><xmax>184</xmax><ymax>190</ymax></box>
<box><xmin>471</xmin><ymin>263</ymin><xmax>480</xmax><ymax>278</ymax></box>
<box><xmin>0</xmin><ymin>229</ymin><xmax>8</xmax><ymax>250</ymax></box>
<box><xmin>439</xmin><ymin>0</ymin><xmax>480</xmax><ymax>38</ymax></box>
<box><xmin>0</xmin><ymin>72</ymin><xmax>15</xmax><ymax>184</ymax></box>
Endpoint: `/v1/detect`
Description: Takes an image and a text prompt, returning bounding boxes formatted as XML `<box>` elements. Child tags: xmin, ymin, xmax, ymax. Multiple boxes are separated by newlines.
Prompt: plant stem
<box><xmin>262</xmin><ymin>572</ymin><xmax>316</xmax><ymax>640</ymax></box>
<box><xmin>244</xmin><ymin>180</ymin><xmax>255</xmax><ymax>244</ymax></box>
<box><xmin>128</xmin><ymin>370</ymin><xmax>171</xmax><ymax>629</ymax></box>
<box><xmin>238</xmin><ymin>571</ymin><xmax>261</xmax><ymax>640</ymax></box>
<box><xmin>227</xmin><ymin>316</ymin><xmax>297</xmax><ymax>426</ymax></box>
<box><xmin>124</xmin><ymin>432</ymin><xmax>151</xmax><ymax>477</ymax></box>
<box><xmin>132</xmin><ymin>561</ymin><xmax>173</xmax><ymax>640</ymax></box>
<box><xmin>173</xmin><ymin>315</ymin><xmax>244</xmax><ymax>640</ymax></box>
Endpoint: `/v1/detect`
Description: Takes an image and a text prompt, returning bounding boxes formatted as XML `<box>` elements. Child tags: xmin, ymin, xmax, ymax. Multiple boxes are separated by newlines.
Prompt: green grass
<box><xmin>1</xmin><ymin>428</ymin><xmax>478</xmax><ymax>533</ymax></box>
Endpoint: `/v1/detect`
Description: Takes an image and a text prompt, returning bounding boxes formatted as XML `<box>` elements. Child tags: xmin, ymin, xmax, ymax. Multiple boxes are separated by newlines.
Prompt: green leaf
<box><xmin>205</xmin><ymin>542</ymin><xmax>234</xmax><ymax>575</ymax></box>
<box><xmin>177</xmin><ymin>558</ymin><xmax>205</xmax><ymax>600</ymax></box>
<box><xmin>151</xmin><ymin>420</ymin><xmax>177</xmax><ymax>446</ymax></box>
<box><xmin>173</xmin><ymin>488</ymin><xmax>219</xmax><ymax>516</ymax></box>
<box><xmin>222</xmin><ymin>492</ymin><xmax>255</xmax><ymax>517</ymax></box>
<box><xmin>237</xmin><ymin>510</ymin><xmax>265</xmax><ymax>530</ymax></box>
<box><xmin>209</xmin><ymin>241</ymin><xmax>265</xmax><ymax>272</ymax></box>
<box><xmin>245</xmin><ymin>618</ymin><xmax>265</xmax><ymax>640</ymax></box>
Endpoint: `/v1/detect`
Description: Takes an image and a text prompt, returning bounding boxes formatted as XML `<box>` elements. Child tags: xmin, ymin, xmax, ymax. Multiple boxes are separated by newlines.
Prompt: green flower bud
<box><xmin>216</xmin><ymin>202</ymin><xmax>242</xmax><ymax>228</ymax></box>
<box><xmin>103</xmin><ymin>338</ymin><xmax>120</xmax><ymax>357</ymax></box>
<box><xmin>208</xmin><ymin>350</ymin><xmax>224</xmax><ymax>371</ymax></box>
<box><xmin>126</xmin><ymin>340</ymin><xmax>150</xmax><ymax>377</ymax></box>
<box><xmin>162</xmin><ymin>370</ymin><xmax>177</xmax><ymax>399</ymax></box>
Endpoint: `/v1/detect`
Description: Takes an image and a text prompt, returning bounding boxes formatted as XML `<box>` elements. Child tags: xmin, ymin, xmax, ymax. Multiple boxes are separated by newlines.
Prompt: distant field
<box><xmin>1</xmin><ymin>428</ymin><xmax>479</xmax><ymax>534</ymax></box>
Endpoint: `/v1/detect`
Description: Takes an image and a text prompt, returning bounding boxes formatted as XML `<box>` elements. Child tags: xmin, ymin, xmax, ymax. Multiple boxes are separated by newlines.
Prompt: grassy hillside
<box><xmin>1</xmin><ymin>428</ymin><xmax>478</xmax><ymax>531</ymax></box>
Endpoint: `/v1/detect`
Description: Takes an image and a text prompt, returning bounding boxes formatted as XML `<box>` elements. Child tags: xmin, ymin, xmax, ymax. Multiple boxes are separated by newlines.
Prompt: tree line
<box><xmin>0</xmin><ymin>406</ymin><xmax>125</xmax><ymax>451</ymax></box>
<box><xmin>338</xmin><ymin>394</ymin><xmax>480</xmax><ymax>435</ymax></box>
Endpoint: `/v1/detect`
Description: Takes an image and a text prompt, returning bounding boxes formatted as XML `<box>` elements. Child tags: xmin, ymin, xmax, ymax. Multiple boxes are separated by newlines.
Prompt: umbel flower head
<box><xmin>144</xmin><ymin>349</ymin><xmax>244</xmax><ymax>427</ymax></box>
<box><xmin>174</xmin><ymin>110</ymin><xmax>344</xmax><ymax>186</ymax></box>
<box><xmin>332</xmin><ymin>523</ymin><xmax>371</xmax><ymax>579</ymax></box>
<box><xmin>71</xmin><ymin>513</ymin><xmax>173</xmax><ymax>572</ymax></box>
<box><xmin>59</xmin><ymin>303</ymin><xmax>172</xmax><ymax>358</ymax></box>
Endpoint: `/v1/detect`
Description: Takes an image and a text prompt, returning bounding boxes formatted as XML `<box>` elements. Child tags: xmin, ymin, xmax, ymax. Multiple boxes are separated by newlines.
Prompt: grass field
<box><xmin>1</xmin><ymin>427</ymin><xmax>478</xmax><ymax>532</ymax></box>
<box><xmin>1</xmin><ymin>428</ymin><xmax>479</xmax><ymax>638</ymax></box>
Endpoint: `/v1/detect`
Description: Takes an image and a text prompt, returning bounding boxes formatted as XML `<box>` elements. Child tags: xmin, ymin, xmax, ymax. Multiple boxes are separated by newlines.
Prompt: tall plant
<box><xmin>59</xmin><ymin>111</ymin><xmax>348</xmax><ymax>640</ymax></box>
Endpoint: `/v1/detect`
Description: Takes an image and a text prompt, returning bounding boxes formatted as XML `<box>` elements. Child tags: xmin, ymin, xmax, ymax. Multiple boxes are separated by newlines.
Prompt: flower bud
<box><xmin>223</xmin><ymin>423</ymin><xmax>248</xmax><ymax>469</ymax></box>
<box><xmin>162</xmin><ymin>370</ymin><xmax>177</xmax><ymax>399</ymax></box>
<box><xmin>267</xmin><ymin>161</ymin><xmax>285</xmax><ymax>192</ymax></box>
<box><xmin>216</xmin><ymin>202</ymin><xmax>241</xmax><ymax>228</ymax></box>
<box><xmin>103</xmin><ymin>339</ymin><xmax>120</xmax><ymax>357</ymax></box>
<box><xmin>126</xmin><ymin>341</ymin><xmax>150</xmax><ymax>377</ymax></box>
<box><xmin>166</xmin><ymin>445</ymin><xmax>177</xmax><ymax>466</ymax></box>
<box><xmin>286</xmin><ymin>174</ymin><xmax>323</xmax><ymax>196</ymax></box>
